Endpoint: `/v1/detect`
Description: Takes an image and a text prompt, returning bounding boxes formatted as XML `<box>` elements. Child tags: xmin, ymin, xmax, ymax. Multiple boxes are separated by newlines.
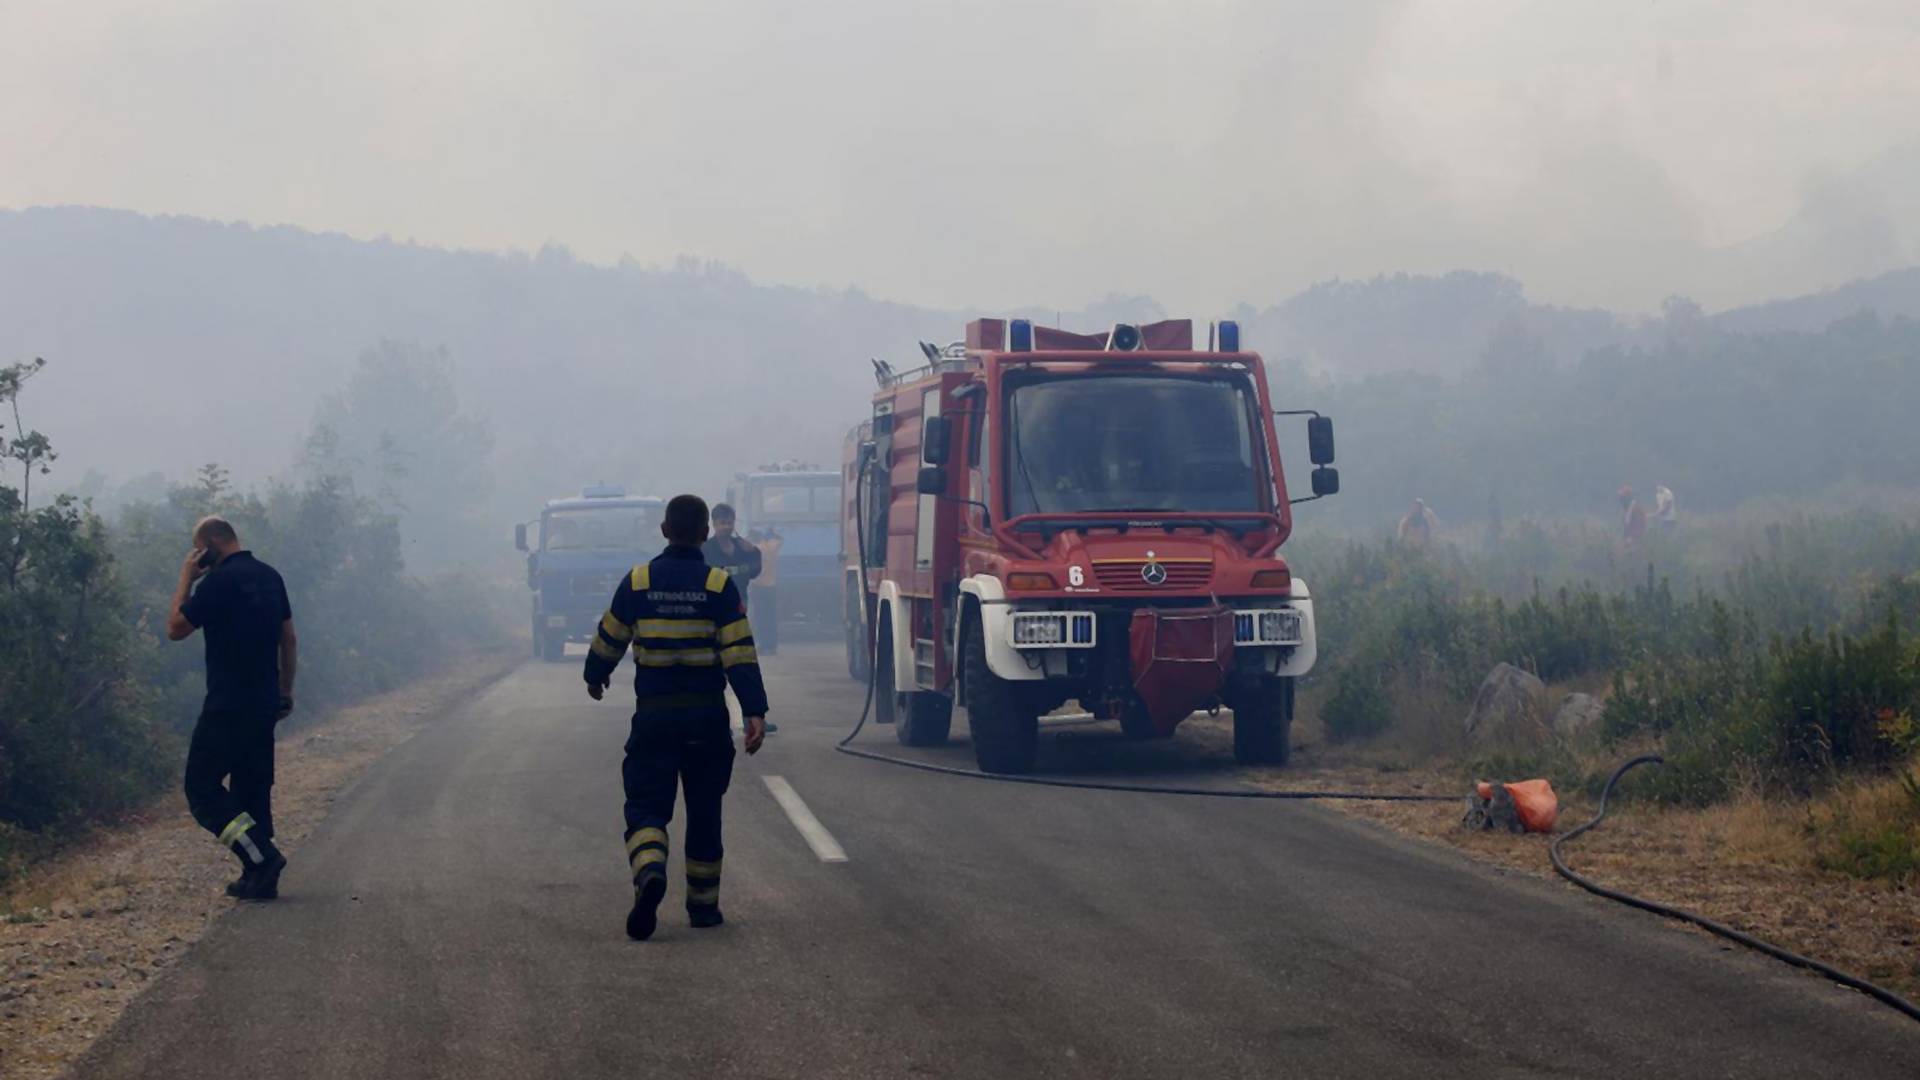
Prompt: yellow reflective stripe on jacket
<box><xmin>634</xmin><ymin>647</ymin><xmax>719</xmax><ymax>667</ymax></box>
<box><xmin>716</xmin><ymin>619</ymin><xmax>753</xmax><ymax>646</ymax></box>
<box><xmin>720</xmin><ymin>644</ymin><xmax>758</xmax><ymax>668</ymax></box>
<box><xmin>685</xmin><ymin>857</ymin><xmax>722</xmax><ymax>878</ymax></box>
<box><xmin>705</xmin><ymin>567</ymin><xmax>729</xmax><ymax>593</ymax></box>
<box><xmin>600</xmin><ymin>612</ymin><xmax>633</xmax><ymax>642</ymax></box>
<box><xmin>217</xmin><ymin>812</ymin><xmax>257</xmax><ymax>847</ymax></box>
<box><xmin>626</xmin><ymin>827</ymin><xmax>668</xmax><ymax>854</ymax></box>
<box><xmin>633</xmin><ymin>618</ymin><xmax>716</xmax><ymax>639</ymax></box>
<box><xmin>630</xmin><ymin>565</ymin><xmax>651</xmax><ymax>592</ymax></box>
<box><xmin>589</xmin><ymin>635</ymin><xmax>625</xmax><ymax>662</ymax></box>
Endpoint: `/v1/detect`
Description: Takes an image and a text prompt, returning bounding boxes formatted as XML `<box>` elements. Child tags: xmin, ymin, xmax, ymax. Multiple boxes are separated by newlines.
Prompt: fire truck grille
<box><xmin>1091</xmin><ymin>560</ymin><xmax>1214</xmax><ymax>591</ymax></box>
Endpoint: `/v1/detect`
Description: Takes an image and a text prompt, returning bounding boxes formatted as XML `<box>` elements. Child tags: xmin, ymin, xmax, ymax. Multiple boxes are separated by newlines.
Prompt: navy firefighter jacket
<box><xmin>583</xmin><ymin>544</ymin><xmax>770</xmax><ymax>716</ymax></box>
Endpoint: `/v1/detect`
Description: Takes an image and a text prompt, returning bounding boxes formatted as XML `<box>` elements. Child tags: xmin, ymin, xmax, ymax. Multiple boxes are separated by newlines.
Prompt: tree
<box><xmin>304</xmin><ymin>342</ymin><xmax>494</xmax><ymax>568</ymax></box>
<box><xmin>0</xmin><ymin>359</ymin><xmax>162</xmax><ymax>842</ymax></box>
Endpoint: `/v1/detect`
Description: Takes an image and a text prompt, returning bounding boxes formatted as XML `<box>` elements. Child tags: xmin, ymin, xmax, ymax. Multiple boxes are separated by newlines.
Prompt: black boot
<box><xmin>221</xmin><ymin>815</ymin><xmax>286</xmax><ymax>901</ymax></box>
<box><xmin>688</xmin><ymin>906</ymin><xmax>725</xmax><ymax>929</ymax></box>
<box><xmin>627</xmin><ymin>871</ymin><xmax>667</xmax><ymax>941</ymax></box>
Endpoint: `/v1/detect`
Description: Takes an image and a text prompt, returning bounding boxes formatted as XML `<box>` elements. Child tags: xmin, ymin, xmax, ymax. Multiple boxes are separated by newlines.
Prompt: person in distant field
<box><xmin>585</xmin><ymin>495</ymin><xmax>768</xmax><ymax>940</ymax></box>
<box><xmin>1619</xmin><ymin>485</ymin><xmax>1649</xmax><ymax>547</ymax></box>
<box><xmin>1396</xmin><ymin>498</ymin><xmax>1439</xmax><ymax>549</ymax></box>
<box><xmin>166</xmin><ymin>516</ymin><xmax>298</xmax><ymax>901</ymax></box>
<box><xmin>1653</xmin><ymin>483</ymin><xmax>1678</xmax><ymax>531</ymax></box>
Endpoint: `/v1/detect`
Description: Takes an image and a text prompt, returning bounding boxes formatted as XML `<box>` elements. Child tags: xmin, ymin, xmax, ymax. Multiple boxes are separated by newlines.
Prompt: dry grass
<box><xmin>0</xmin><ymin>652</ymin><xmax>521</xmax><ymax>1080</ymax></box>
<box><xmin>1186</xmin><ymin>699</ymin><xmax>1920</xmax><ymax>1002</ymax></box>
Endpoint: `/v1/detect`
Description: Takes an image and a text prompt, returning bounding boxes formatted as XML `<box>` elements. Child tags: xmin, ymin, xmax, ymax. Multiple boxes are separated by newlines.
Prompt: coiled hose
<box><xmin>1552</xmin><ymin>755</ymin><xmax>1920</xmax><ymax>1024</ymax></box>
<box><xmin>838</xmin><ymin>446</ymin><xmax>1920</xmax><ymax>1025</ymax></box>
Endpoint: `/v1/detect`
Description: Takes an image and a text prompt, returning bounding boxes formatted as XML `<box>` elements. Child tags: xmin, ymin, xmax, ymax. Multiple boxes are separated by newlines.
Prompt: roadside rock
<box><xmin>1464</xmin><ymin>663</ymin><xmax>1547</xmax><ymax>744</ymax></box>
<box><xmin>1552</xmin><ymin>692</ymin><xmax>1605</xmax><ymax>737</ymax></box>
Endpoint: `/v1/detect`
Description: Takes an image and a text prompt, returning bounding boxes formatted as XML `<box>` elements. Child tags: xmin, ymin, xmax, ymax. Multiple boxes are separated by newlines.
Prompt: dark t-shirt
<box><xmin>180</xmin><ymin>551</ymin><xmax>292</xmax><ymax>713</ymax></box>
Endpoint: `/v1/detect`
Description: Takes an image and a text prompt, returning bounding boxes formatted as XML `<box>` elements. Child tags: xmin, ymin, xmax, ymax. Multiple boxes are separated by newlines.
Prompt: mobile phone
<box><xmin>196</xmin><ymin>549</ymin><xmax>217</xmax><ymax>570</ymax></box>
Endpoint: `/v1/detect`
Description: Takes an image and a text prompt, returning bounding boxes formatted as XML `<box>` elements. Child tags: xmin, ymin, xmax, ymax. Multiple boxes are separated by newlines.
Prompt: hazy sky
<box><xmin>5</xmin><ymin>1</ymin><xmax>1918</xmax><ymax>313</ymax></box>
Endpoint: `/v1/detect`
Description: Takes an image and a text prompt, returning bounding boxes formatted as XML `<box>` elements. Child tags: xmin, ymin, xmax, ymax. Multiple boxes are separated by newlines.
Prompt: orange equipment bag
<box><xmin>1475</xmin><ymin>779</ymin><xmax>1560</xmax><ymax>833</ymax></box>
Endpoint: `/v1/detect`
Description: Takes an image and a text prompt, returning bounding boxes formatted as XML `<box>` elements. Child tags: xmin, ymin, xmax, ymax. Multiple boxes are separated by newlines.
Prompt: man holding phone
<box><xmin>585</xmin><ymin>494</ymin><xmax>768</xmax><ymax>940</ymax></box>
<box><xmin>166</xmin><ymin>515</ymin><xmax>298</xmax><ymax>900</ymax></box>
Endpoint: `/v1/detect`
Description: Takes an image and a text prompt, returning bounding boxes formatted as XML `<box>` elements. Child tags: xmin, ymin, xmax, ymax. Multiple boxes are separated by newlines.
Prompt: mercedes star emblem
<box><xmin>1140</xmin><ymin>561</ymin><xmax>1168</xmax><ymax>586</ymax></box>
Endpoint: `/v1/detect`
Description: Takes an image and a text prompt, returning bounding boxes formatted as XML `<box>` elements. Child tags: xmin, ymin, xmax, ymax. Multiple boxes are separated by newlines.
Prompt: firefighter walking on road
<box><xmin>585</xmin><ymin>495</ymin><xmax>768</xmax><ymax>941</ymax></box>
<box><xmin>166</xmin><ymin>516</ymin><xmax>298</xmax><ymax>901</ymax></box>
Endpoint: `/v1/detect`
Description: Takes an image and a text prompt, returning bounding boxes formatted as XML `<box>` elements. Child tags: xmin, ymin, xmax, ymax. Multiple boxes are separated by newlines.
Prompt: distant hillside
<box><xmin>1713</xmin><ymin>267</ymin><xmax>1920</xmax><ymax>335</ymax></box>
<box><xmin>1236</xmin><ymin>271</ymin><xmax>1634</xmax><ymax>379</ymax></box>
<box><xmin>5</xmin><ymin>206</ymin><xmax>1919</xmax><ymax>539</ymax></box>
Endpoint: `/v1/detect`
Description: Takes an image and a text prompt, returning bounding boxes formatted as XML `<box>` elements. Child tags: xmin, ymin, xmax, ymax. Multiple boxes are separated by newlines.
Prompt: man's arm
<box><xmin>166</xmin><ymin>550</ymin><xmax>210</xmax><ymax>641</ymax></box>
<box><xmin>739</xmin><ymin>540</ymin><xmax>763</xmax><ymax>584</ymax></box>
<box><xmin>583</xmin><ymin>573</ymin><xmax>638</xmax><ymax>698</ymax></box>
<box><xmin>713</xmin><ymin>578</ymin><xmax>768</xmax><ymax>753</ymax></box>
<box><xmin>278</xmin><ymin>619</ymin><xmax>298</xmax><ymax>696</ymax></box>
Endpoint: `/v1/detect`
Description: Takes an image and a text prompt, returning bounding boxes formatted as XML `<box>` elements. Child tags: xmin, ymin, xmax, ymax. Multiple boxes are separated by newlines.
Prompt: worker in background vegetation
<box><xmin>1620</xmin><ymin>485</ymin><xmax>1649</xmax><ymax>547</ymax></box>
<box><xmin>1396</xmin><ymin>497</ymin><xmax>1439</xmax><ymax>549</ymax></box>
<box><xmin>1654</xmin><ymin>483</ymin><xmax>1678</xmax><ymax>531</ymax></box>
<box><xmin>165</xmin><ymin>515</ymin><xmax>298</xmax><ymax>901</ymax></box>
<box><xmin>749</xmin><ymin>525</ymin><xmax>782</xmax><ymax>656</ymax></box>
<box><xmin>585</xmin><ymin>494</ymin><xmax>768</xmax><ymax>941</ymax></box>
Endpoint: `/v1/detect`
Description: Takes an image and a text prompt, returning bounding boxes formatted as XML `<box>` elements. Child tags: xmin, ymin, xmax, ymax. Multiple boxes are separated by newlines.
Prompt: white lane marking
<box><xmin>762</xmin><ymin>776</ymin><xmax>848</xmax><ymax>864</ymax></box>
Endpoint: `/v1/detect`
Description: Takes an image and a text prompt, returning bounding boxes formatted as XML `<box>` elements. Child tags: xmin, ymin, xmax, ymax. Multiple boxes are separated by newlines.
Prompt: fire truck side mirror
<box><xmin>1311</xmin><ymin>466</ymin><xmax>1340</xmax><ymax>498</ymax></box>
<box><xmin>1308</xmin><ymin>416</ymin><xmax>1336</xmax><ymax>465</ymax></box>
<box><xmin>922</xmin><ymin>416</ymin><xmax>953</xmax><ymax>465</ymax></box>
<box><xmin>514</xmin><ymin>523</ymin><xmax>529</xmax><ymax>552</ymax></box>
<box><xmin>917</xmin><ymin>465</ymin><xmax>948</xmax><ymax>496</ymax></box>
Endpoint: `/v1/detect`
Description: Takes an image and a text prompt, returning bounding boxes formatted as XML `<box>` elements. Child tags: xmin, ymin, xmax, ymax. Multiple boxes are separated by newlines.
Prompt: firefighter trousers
<box><xmin>184</xmin><ymin>707</ymin><xmax>277</xmax><ymax>842</ymax></box>
<box><xmin>621</xmin><ymin>698</ymin><xmax>735</xmax><ymax>912</ymax></box>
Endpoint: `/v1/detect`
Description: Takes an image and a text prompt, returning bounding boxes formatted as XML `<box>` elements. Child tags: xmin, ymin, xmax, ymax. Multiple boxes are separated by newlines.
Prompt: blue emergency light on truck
<box><xmin>514</xmin><ymin>486</ymin><xmax>664</xmax><ymax>661</ymax></box>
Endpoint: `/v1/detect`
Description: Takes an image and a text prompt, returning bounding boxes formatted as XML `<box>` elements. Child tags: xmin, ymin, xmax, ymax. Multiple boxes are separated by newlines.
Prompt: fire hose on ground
<box><xmin>837</xmin><ymin>450</ymin><xmax>1920</xmax><ymax>1025</ymax></box>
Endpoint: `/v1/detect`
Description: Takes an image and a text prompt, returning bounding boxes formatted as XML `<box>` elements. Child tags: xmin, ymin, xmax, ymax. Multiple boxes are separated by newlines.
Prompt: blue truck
<box><xmin>727</xmin><ymin>463</ymin><xmax>844</xmax><ymax>633</ymax></box>
<box><xmin>515</xmin><ymin>486</ymin><xmax>664</xmax><ymax>661</ymax></box>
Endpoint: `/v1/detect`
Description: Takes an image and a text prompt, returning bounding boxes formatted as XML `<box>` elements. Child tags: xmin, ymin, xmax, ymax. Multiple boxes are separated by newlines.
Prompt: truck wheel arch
<box><xmin>874</xmin><ymin>580</ymin><xmax>915</xmax><ymax>692</ymax></box>
<box><xmin>957</xmin><ymin>575</ymin><xmax>1045</xmax><ymax>682</ymax></box>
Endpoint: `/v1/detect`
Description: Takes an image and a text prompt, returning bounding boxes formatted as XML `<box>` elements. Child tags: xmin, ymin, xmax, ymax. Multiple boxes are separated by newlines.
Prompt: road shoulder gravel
<box><xmin>0</xmin><ymin>653</ymin><xmax>521</xmax><ymax>1080</ymax></box>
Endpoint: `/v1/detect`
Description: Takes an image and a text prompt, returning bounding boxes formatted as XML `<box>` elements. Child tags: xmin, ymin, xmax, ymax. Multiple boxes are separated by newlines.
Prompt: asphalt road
<box><xmin>74</xmin><ymin>642</ymin><xmax>1915</xmax><ymax>1078</ymax></box>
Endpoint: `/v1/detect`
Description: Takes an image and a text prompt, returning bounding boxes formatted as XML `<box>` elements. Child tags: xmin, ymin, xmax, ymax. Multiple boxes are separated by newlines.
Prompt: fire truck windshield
<box><xmin>1004</xmin><ymin>374</ymin><xmax>1264</xmax><ymax>517</ymax></box>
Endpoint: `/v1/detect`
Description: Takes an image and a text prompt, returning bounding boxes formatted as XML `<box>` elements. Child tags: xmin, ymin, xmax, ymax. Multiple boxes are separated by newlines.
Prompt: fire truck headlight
<box><xmin>1013</xmin><ymin>613</ymin><xmax>1065</xmax><ymax>646</ymax></box>
<box><xmin>1010</xmin><ymin>612</ymin><xmax>1096</xmax><ymax>649</ymax></box>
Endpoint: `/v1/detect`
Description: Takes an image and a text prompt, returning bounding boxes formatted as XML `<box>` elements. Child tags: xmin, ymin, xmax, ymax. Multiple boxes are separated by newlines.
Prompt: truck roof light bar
<box><xmin>1009</xmin><ymin>318</ymin><xmax>1033</xmax><ymax>352</ymax></box>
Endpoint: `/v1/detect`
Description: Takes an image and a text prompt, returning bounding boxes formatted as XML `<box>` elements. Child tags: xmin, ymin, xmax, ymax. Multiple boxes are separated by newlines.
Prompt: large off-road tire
<box><xmin>963</xmin><ymin>613</ymin><xmax>1038</xmax><ymax>774</ymax></box>
<box><xmin>895</xmin><ymin>689</ymin><xmax>953</xmax><ymax>747</ymax></box>
<box><xmin>541</xmin><ymin>630</ymin><xmax>567</xmax><ymax>663</ymax></box>
<box><xmin>1232</xmin><ymin>677</ymin><xmax>1294</xmax><ymax>766</ymax></box>
<box><xmin>531</xmin><ymin>615</ymin><xmax>544</xmax><ymax>659</ymax></box>
<box><xmin>873</xmin><ymin>606</ymin><xmax>949</xmax><ymax>746</ymax></box>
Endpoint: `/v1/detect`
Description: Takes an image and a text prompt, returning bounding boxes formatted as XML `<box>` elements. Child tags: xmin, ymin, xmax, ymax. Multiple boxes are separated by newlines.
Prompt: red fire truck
<box><xmin>842</xmin><ymin>317</ymin><xmax>1338</xmax><ymax>773</ymax></box>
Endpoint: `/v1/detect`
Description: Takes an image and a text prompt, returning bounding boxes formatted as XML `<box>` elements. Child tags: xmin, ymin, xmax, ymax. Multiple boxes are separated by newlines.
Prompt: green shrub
<box><xmin>1321</xmin><ymin>667</ymin><xmax>1393</xmax><ymax>743</ymax></box>
<box><xmin>1762</xmin><ymin>616</ymin><xmax>1919</xmax><ymax>788</ymax></box>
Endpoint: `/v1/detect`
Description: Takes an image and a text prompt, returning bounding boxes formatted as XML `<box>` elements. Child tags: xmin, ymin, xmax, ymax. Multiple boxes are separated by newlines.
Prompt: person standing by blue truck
<box><xmin>585</xmin><ymin>495</ymin><xmax>769</xmax><ymax>941</ymax></box>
